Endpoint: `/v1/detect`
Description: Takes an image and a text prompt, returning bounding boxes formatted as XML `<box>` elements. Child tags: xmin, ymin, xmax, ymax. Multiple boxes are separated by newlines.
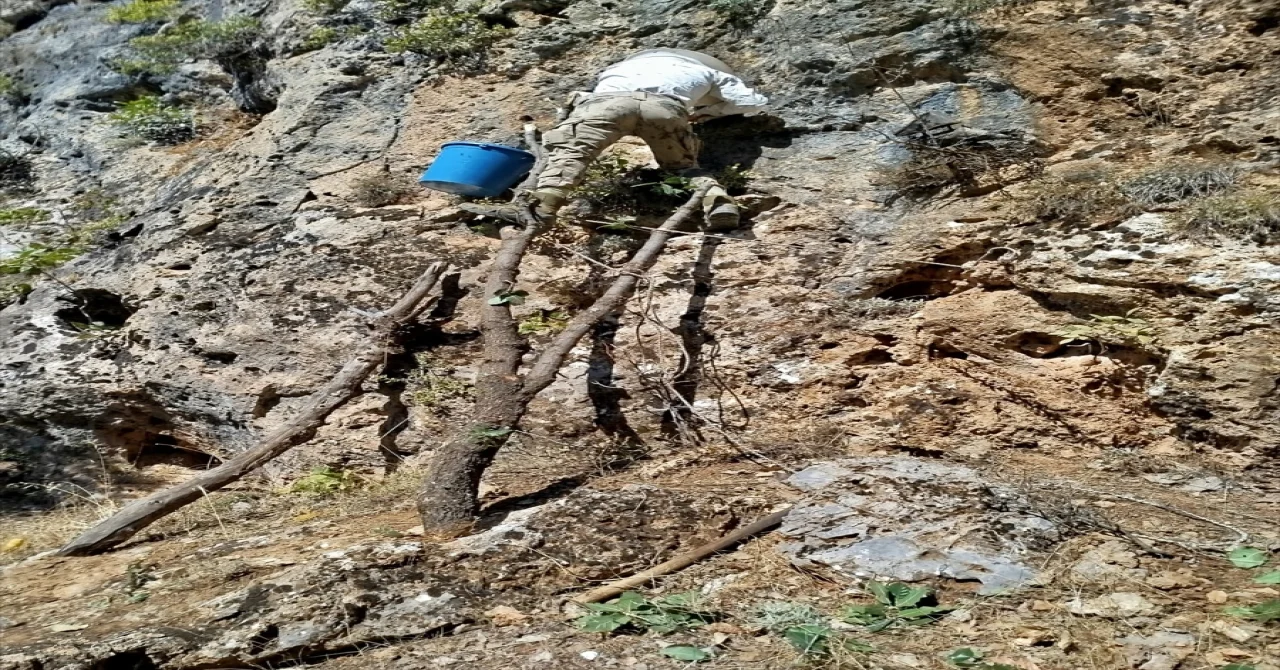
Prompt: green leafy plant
<box><xmin>637</xmin><ymin>174</ymin><xmax>694</xmax><ymax>198</ymax></box>
<box><xmin>290</xmin><ymin>466</ymin><xmax>361</xmax><ymax>495</ymax></box>
<box><xmin>518</xmin><ymin>310</ymin><xmax>570</xmax><ymax>336</ymax></box>
<box><xmin>0</xmin><ymin>244</ymin><xmax>80</xmax><ymax>275</ymax></box>
<box><xmin>0</xmin><ymin>208</ymin><xmax>47</xmax><ymax>226</ymax></box>
<box><xmin>300</xmin><ymin>25</ymin><xmax>351</xmax><ymax>51</ymax></box>
<box><xmin>716</xmin><ymin>163</ymin><xmax>754</xmax><ymax>192</ymax></box>
<box><xmin>116</xmin><ymin>17</ymin><xmax>261</xmax><ymax>75</ymax></box>
<box><xmin>841</xmin><ymin>581</ymin><xmax>953</xmax><ymax>632</ymax></box>
<box><xmin>751</xmin><ymin>601</ymin><xmax>872</xmax><ymax>660</ymax></box>
<box><xmin>0</xmin><ymin>74</ymin><xmax>22</xmax><ymax>103</ymax></box>
<box><xmin>106</xmin><ymin>0</ymin><xmax>179</xmax><ymax>24</ymax></box>
<box><xmin>404</xmin><ymin>369</ymin><xmax>472</xmax><ymax>407</ymax></box>
<box><xmin>1225</xmin><ymin>600</ymin><xmax>1280</xmax><ymax>624</ymax></box>
<box><xmin>1229</xmin><ymin>547</ymin><xmax>1270</xmax><ymax>569</ymax></box>
<box><xmin>0</xmin><ymin>282</ymin><xmax>34</xmax><ymax>307</ymax></box>
<box><xmin>575</xmin><ymin>591</ymin><xmax>718</xmax><ymax>634</ymax></box>
<box><xmin>1221</xmin><ymin>665</ymin><xmax>1257</xmax><ymax>670</ymax></box>
<box><xmin>109</xmin><ymin>95</ymin><xmax>196</xmax><ymax>144</ymax></box>
<box><xmin>1176</xmin><ymin>192</ymin><xmax>1280</xmax><ymax>244</ymax></box>
<box><xmin>1052</xmin><ymin>309</ymin><xmax>1156</xmax><ymax>349</ymax></box>
<box><xmin>384</xmin><ymin>12</ymin><xmax>507</xmax><ymax>61</ymax></box>
<box><xmin>946</xmin><ymin>648</ymin><xmax>1018</xmax><ymax>670</ymax></box>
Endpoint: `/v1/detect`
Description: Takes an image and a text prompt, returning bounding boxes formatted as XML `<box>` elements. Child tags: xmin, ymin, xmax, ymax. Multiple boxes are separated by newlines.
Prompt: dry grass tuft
<box><xmin>1120</xmin><ymin>163</ymin><xmax>1240</xmax><ymax>208</ymax></box>
<box><xmin>1016</xmin><ymin>167</ymin><xmax>1137</xmax><ymax>224</ymax></box>
<box><xmin>1175</xmin><ymin>191</ymin><xmax>1280</xmax><ymax>244</ymax></box>
<box><xmin>351</xmin><ymin>171</ymin><xmax>419</xmax><ymax>207</ymax></box>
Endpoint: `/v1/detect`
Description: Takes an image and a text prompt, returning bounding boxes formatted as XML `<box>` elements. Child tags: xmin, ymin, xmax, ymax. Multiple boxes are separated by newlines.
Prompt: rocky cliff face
<box><xmin>2</xmin><ymin>0</ymin><xmax>1279</xmax><ymax>667</ymax></box>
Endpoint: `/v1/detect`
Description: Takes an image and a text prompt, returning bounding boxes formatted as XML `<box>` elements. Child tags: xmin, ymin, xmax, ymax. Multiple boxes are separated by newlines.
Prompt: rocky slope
<box><xmin>1</xmin><ymin>0</ymin><xmax>1279</xmax><ymax>667</ymax></box>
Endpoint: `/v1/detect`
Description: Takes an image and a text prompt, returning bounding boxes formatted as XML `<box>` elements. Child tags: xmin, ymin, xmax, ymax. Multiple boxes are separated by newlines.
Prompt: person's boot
<box><xmin>704</xmin><ymin>202</ymin><xmax>741</xmax><ymax>232</ymax></box>
<box><xmin>459</xmin><ymin>189</ymin><xmax>566</xmax><ymax>224</ymax></box>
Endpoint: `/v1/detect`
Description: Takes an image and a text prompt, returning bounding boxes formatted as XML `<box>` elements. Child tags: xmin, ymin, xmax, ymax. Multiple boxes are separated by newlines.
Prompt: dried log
<box><xmin>416</xmin><ymin>181</ymin><xmax>717</xmax><ymax>535</ymax></box>
<box><xmin>58</xmin><ymin>262</ymin><xmax>449</xmax><ymax>556</ymax></box>
<box><xmin>573</xmin><ymin>507</ymin><xmax>791</xmax><ymax>604</ymax></box>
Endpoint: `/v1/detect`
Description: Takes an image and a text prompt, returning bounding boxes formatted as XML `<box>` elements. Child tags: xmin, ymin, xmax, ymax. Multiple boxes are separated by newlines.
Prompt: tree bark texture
<box><xmin>416</xmin><ymin>181</ymin><xmax>715</xmax><ymax>535</ymax></box>
<box><xmin>58</xmin><ymin>262</ymin><xmax>448</xmax><ymax>556</ymax></box>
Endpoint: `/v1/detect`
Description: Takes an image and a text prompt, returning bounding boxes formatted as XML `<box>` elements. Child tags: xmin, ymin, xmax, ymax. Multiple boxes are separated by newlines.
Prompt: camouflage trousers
<box><xmin>537</xmin><ymin>92</ymin><xmax>732</xmax><ymax>214</ymax></box>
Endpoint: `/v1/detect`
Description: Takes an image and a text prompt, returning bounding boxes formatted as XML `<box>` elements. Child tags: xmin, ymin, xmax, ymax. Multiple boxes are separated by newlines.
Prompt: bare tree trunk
<box><xmin>416</xmin><ymin>181</ymin><xmax>714</xmax><ymax>536</ymax></box>
<box><xmin>58</xmin><ymin>263</ymin><xmax>449</xmax><ymax>556</ymax></box>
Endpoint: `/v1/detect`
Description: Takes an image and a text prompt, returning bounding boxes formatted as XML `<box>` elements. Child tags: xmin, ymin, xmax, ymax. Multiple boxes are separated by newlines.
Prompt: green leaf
<box><xmin>897</xmin><ymin>605</ymin><xmax>955</xmax><ymax>620</ymax></box>
<box><xmin>784</xmin><ymin>624</ymin><xmax>831</xmax><ymax>655</ymax></box>
<box><xmin>840</xmin><ymin>603</ymin><xmax>888</xmax><ymax>625</ymax></box>
<box><xmin>661</xmin><ymin>646</ymin><xmax>711</xmax><ymax>662</ymax></box>
<box><xmin>471</xmin><ymin>426</ymin><xmax>513</xmax><ymax>439</ymax></box>
<box><xmin>613</xmin><ymin>591</ymin><xmax>648</xmax><ymax>611</ymax></box>
<box><xmin>658</xmin><ymin>591</ymin><xmax>700</xmax><ymax>608</ymax></box>
<box><xmin>887</xmin><ymin>582</ymin><xmax>930</xmax><ymax>607</ymax></box>
<box><xmin>1225</xmin><ymin>600</ymin><xmax>1280</xmax><ymax>622</ymax></box>
<box><xmin>1254</xmin><ymin>571</ymin><xmax>1280</xmax><ymax>585</ymax></box>
<box><xmin>576</xmin><ymin>613</ymin><xmax>627</xmax><ymax>632</ymax></box>
<box><xmin>1222</xmin><ymin>665</ymin><xmax>1256</xmax><ymax>670</ymax></box>
<box><xmin>946</xmin><ymin>648</ymin><xmax>983</xmax><ymax>667</ymax></box>
<box><xmin>867</xmin><ymin>581</ymin><xmax>894</xmax><ymax>605</ymax></box>
<box><xmin>1229</xmin><ymin>547</ymin><xmax>1269</xmax><ymax>569</ymax></box>
<box><xmin>865</xmin><ymin>617</ymin><xmax>896</xmax><ymax>633</ymax></box>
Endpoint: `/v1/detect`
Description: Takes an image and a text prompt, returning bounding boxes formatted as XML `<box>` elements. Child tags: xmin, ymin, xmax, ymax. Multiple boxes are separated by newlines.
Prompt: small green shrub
<box><xmin>575</xmin><ymin>591</ymin><xmax>718</xmax><ymax>634</ymax></box>
<box><xmin>946</xmin><ymin>648</ymin><xmax>1018</xmax><ymax>670</ymax></box>
<box><xmin>708</xmin><ymin>0</ymin><xmax>769</xmax><ymax>27</ymax></box>
<box><xmin>0</xmin><ymin>282</ymin><xmax>33</xmax><ymax>307</ymax></box>
<box><xmin>1053</xmin><ymin>309</ymin><xmax>1157</xmax><ymax>349</ymax></box>
<box><xmin>290</xmin><ymin>467</ymin><xmax>361</xmax><ymax>495</ymax></box>
<box><xmin>840</xmin><ymin>581</ymin><xmax>953</xmax><ymax>632</ymax></box>
<box><xmin>0</xmin><ymin>244</ymin><xmax>81</xmax><ymax>275</ymax></box>
<box><xmin>0</xmin><ymin>74</ymin><xmax>21</xmax><ymax>102</ymax></box>
<box><xmin>751</xmin><ymin>601</ymin><xmax>872</xmax><ymax>660</ymax></box>
<box><xmin>518</xmin><ymin>310</ymin><xmax>569</xmax><ymax>335</ymax></box>
<box><xmin>1121</xmin><ymin>163</ymin><xmax>1239</xmax><ymax>208</ymax></box>
<box><xmin>109</xmin><ymin>95</ymin><xmax>196</xmax><ymax>144</ymax></box>
<box><xmin>118</xmin><ymin>17</ymin><xmax>261</xmax><ymax>75</ymax></box>
<box><xmin>0</xmin><ymin>208</ymin><xmax>48</xmax><ymax>226</ymax></box>
<box><xmin>384</xmin><ymin>12</ymin><xmax>507</xmax><ymax>60</ymax></box>
<box><xmin>105</xmin><ymin>0</ymin><xmax>179</xmax><ymax>24</ymax></box>
<box><xmin>1176</xmin><ymin>192</ymin><xmax>1280</xmax><ymax>243</ymax></box>
<box><xmin>300</xmin><ymin>26</ymin><xmax>340</xmax><ymax>51</ymax></box>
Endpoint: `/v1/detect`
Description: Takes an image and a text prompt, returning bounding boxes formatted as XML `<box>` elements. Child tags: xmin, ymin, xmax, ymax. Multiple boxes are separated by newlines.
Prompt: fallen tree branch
<box><xmin>417</xmin><ymin>180</ymin><xmax>716</xmax><ymax>535</ymax></box>
<box><xmin>572</xmin><ymin>506</ymin><xmax>792</xmax><ymax>604</ymax></box>
<box><xmin>58</xmin><ymin>262</ymin><xmax>449</xmax><ymax>556</ymax></box>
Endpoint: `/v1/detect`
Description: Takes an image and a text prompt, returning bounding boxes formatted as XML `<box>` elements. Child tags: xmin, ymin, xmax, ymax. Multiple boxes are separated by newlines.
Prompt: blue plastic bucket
<box><xmin>419</xmin><ymin>142</ymin><xmax>537</xmax><ymax>197</ymax></box>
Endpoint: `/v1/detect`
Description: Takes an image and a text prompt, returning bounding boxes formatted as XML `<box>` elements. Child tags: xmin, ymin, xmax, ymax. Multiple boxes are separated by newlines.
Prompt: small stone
<box><xmin>1031</xmin><ymin>599</ymin><xmax>1056</xmax><ymax>611</ymax></box>
<box><xmin>484</xmin><ymin>605</ymin><xmax>527</xmax><ymax>627</ymax></box>
<box><xmin>1066</xmin><ymin>592</ymin><xmax>1160</xmax><ymax>617</ymax></box>
<box><xmin>529</xmin><ymin>650</ymin><xmax>553</xmax><ymax>662</ymax></box>
<box><xmin>1209</xmin><ymin>620</ymin><xmax>1253</xmax><ymax>642</ymax></box>
<box><xmin>1206</xmin><ymin>590</ymin><xmax>1229</xmax><ymax>603</ymax></box>
<box><xmin>704</xmin><ymin>622</ymin><xmax>744</xmax><ymax>635</ymax></box>
<box><xmin>581</xmin><ymin>650</ymin><xmax>600</xmax><ymax>661</ymax></box>
<box><xmin>1146</xmin><ymin>571</ymin><xmax>1201</xmax><ymax>590</ymax></box>
<box><xmin>888</xmin><ymin>653</ymin><xmax>923</xmax><ymax>667</ymax></box>
<box><xmin>1013</xmin><ymin>628</ymin><xmax>1054</xmax><ymax>646</ymax></box>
